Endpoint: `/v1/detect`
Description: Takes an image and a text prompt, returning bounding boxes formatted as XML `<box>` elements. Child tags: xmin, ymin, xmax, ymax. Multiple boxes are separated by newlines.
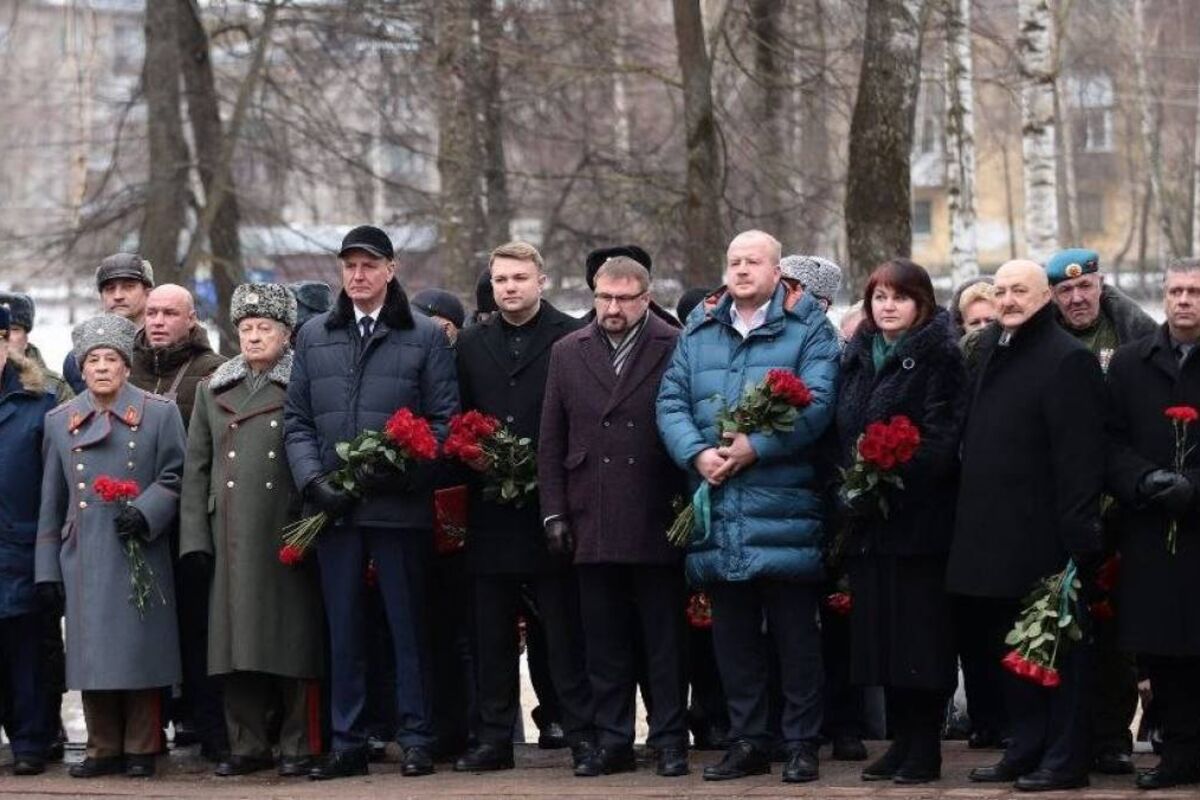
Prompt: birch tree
<box><xmin>1193</xmin><ymin>58</ymin><xmax>1200</xmax><ymax>257</ymax></box>
<box><xmin>1017</xmin><ymin>0</ymin><xmax>1059</xmax><ymax>261</ymax></box>
<box><xmin>1133</xmin><ymin>0</ymin><xmax>1176</xmax><ymax>261</ymax></box>
<box><xmin>844</xmin><ymin>0</ymin><xmax>926</xmax><ymax>293</ymax></box>
<box><xmin>943</xmin><ymin>0</ymin><xmax>978</xmax><ymax>282</ymax></box>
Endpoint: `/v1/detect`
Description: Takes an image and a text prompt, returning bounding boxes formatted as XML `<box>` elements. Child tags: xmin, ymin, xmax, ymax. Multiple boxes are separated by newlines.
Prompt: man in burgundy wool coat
<box><xmin>539</xmin><ymin>255</ymin><xmax>689</xmax><ymax>778</ymax></box>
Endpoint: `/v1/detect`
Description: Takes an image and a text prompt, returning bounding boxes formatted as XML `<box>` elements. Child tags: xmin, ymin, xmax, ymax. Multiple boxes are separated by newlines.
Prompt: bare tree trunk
<box><xmin>436</xmin><ymin>0</ymin><xmax>488</xmax><ymax>294</ymax></box>
<box><xmin>796</xmin><ymin>0</ymin><xmax>835</xmax><ymax>257</ymax></box>
<box><xmin>750</xmin><ymin>0</ymin><xmax>789</xmax><ymax>241</ymax></box>
<box><xmin>943</xmin><ymin>0</ymin><xmax>978</xmax><ymax>282</ymax></box>
<box><xmin>844</xmin><ymin>0</ymin><xmax>925</xmax><ymax>294</ymax></box>
<box><xmin>140</xmin><ymin>0</ymin><xmax>189</xmax><ymax>286</ymax></box>
<box><xmin>474</xmin><ymin>0</ymin><xmax>511</xmax><ymax>247</ymax></box>
<box><xmin>1193</xmin><ymin>53</ymin><xmax>1200</xmax><ymax>256</ymax></box>
<box><xmin>1017</xmin><ymin>0</ymin><xmax>1059</xmax><ymax>261</ymax></box>
<box><xmin>1002</xmin><ymin>136</ymin><xmax>1019</xmax><ymax>260</ymax></box>
<box><xmin>673</xmin><ymin>0</ymin><xmax>726</xmax><ymax>287</ymax></box>
<box><xmin>1133</xmin><ymin>0</ymin><xmax>1175</xmax><ymax>262</ymax></box>
<box><xmin>1052</xmin><ymin>0</ymin><xmax>1078</xmax><ymax>243</ymax></box>
<box><xmin>176</xmin><ymin>0</ymin><xmax>242</xmax><ymax>353</ymax></box>
<box><xmin>610</xmin><ymin>2</ymin><xmax>632</xmax><ymax>160</ymax></box>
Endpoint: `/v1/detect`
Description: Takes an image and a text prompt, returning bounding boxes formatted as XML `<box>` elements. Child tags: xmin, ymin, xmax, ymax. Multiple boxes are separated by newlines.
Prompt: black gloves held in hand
<box><xmin>114</xmin><ymin>505</ymin><xmax>150</xmax><ymax>541</ymax></box>
<box><xmin>352</xmin><ymin>460</ymin><xmax>401</xmax><ymax>494</ymax></box>
<box><xmin>1138</xmin><ymin>469</ymin><xmax>1194</xmax><ymax>516</ymax></box>
<box><xmin>545</xmin><ymin>518</ymin><xmax>574</xmax><ymax>556</ymax></box>
<box><xmin>305</xmin><ymin>473</ymin><xmax>356</xmax><ymax>518</ymax></box>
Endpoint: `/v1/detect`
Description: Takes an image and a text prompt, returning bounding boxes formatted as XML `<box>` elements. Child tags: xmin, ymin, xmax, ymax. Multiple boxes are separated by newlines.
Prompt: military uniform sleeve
<box><xmin>132</xmin><ymin>401</ymin><xmax>186</xmax><ymax>542</ymax></box>
<box><xmin>179</xmin><ymin>383</ymin><xmax>216</xmax><ymax>557</ymax></box>
<box><xmin>34</xmin><ymin>418</ymin><xmax>66</xmax><ymax>584</ymax></box>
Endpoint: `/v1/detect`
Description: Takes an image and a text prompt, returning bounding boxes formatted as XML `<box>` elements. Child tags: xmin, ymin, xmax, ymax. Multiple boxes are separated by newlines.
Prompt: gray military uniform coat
<box><xmin>179</xmin><ymin>351</ymin><xmax>324</xmax><ymax>679</ymax></box>
<box><xmin>35</xmin><ymin>382</ymin><xmax>185</xmax><ymax>690</ymax></box>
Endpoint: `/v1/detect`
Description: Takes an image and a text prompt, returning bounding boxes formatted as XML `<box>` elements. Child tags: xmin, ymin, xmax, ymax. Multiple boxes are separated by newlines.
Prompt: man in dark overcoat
<box><xmin>539</xmin><ymin>256</ymin><xmax>688</xmax><ymax>777</ymax></box>
<box><xmin>451</xmin><ymin>241</ymin><xmax>593</xmax><ymax>773</ymax></box>
<box><xmin>948</xmin><ymin>260</ymin><xmax>1106</xmax><ymax>791</ymax></box>
<box><xmin>1105</xmin><ymin>258</ymin><xmax>1200</xmax><ymax>789</ymax></box>
<box><xmin>285</xmin><ymin>225</ymin><xmax>458</xmax><ymax>779</ymax></box>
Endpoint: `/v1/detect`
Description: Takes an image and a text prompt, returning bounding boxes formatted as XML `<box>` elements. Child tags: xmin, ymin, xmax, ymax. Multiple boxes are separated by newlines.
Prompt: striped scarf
<box><xmin>604</xmin><ymin>313</ymin><xmax>647</xmax><ymax>375</ymax></box>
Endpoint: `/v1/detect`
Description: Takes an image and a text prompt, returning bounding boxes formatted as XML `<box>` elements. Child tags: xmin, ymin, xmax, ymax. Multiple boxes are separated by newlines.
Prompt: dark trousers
<box><xmin>429</xmin><ymin>553</ymin><xmax>475</xmax><ymax>755</ymax></box>
<box><xmin>1088</xmin><ymin>615</ymin><xmax>1137</xmax><ymax>757</ymax></box>
<box><xmin>686</xmin><ymin>625</ymin><xmax>729</xmax><ymax>742</ymax></box>
<box><xmin>954</xmin><ymin>594</ymin><xmax>1013</xmax><ymax>739</ymax></box>
<box><xmin>174</xmin><ymin>543</ymin><xmax>226</xmax><ymax>749</ymax></box>
<box><xmin>1144</xmin><ymin>655</ymin><xmax>1200</xmax><ymax>767</ymax></box>
<box><xmin>472</xmin><ymin>569</ymin><xmax>593</xmax><ymax>746</ymax></box>
<box><xmin>821</xmin><ymin>604</ymin><xmax>865</xmax><ymax>740</ymax></box>
<box><xmin>885</xmin><ymin>686</ymin><xmax>945</xmax><ymax>767</ymax></box>
<box><xmin>522</xmin><ymin>588</ymin><xmax>564</xmax><ymax>737</ymax></box>
<box><xmin>709</xmin><ymin>579</ymin><xmax>823</xmax><ymax>750</ymax></box>
<box><xmin>82</xmin><ymin>688</ymin><xmax>163</xmax><ymax>758</ymax></box>
<box><xmin>0</xmin><ymin>613</ymin><xmax>50</xmax><ymax>758</ymax></box>
<box><xmin>317</xmin><ymin>524</ymin><xmax>434</xmax><ymax>751</ymax></box>
<box><xmin>38</xmin><ymin>606</ymin><xmax>65</xmax><ymax>745</ymax></box>
<box><xmin>576</xmin><ymin>564</ymin><xmax>687</xmax><ymax>750</ymax></box>
<box><xmin>222</xmin><ymin>671</ymin><xmax>321</xmax><ymax>759</ymax></box>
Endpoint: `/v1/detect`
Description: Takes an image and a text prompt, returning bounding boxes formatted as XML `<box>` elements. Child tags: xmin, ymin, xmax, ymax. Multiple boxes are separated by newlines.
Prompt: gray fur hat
<box><xmin>72</xmin><ymin>313</ymin><xmax>137</xmax><ymax>365</ymax></box>
<box><xmin>232</xmin><ymin>283</ymin><xmax>297</xmax><ymax>328</ymax></box>
<box><xmin>0</xmin><ymin>292</ymin><xmax>34</xmax><ymax>331</ymax></box>
<box><xmin>780</xmin><ymin>255</ymin><xmax>843</xmax><ymax>304</ymax></box>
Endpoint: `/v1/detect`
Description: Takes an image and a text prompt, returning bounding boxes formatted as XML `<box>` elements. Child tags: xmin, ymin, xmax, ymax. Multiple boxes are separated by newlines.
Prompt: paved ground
<box><xmin>0</xmin><ymin>743</ymin><xmax>1189</xmax><ymax>799</ymax></box>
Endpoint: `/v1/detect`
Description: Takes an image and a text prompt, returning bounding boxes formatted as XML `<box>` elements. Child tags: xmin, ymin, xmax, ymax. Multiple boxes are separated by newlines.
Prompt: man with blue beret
<box><xmin>1046</xmin><ymin>247</ymin><xmax>1156</xmax><ymax>777</ymax></box>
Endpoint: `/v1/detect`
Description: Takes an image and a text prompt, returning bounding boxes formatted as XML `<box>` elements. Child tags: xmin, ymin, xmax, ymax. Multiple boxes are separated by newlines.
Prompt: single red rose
<box><xmin>686</xmin><ymin>592</ymin><xmax>713</xmax><ymax>629</ymax></box>
<box><xmin>824</xmin><ymin>592</ymin><xmax>853</xmax><ymax>616</ymax></box>
<box><xmin>1165</xmin><ymin>405</ymin><xmax>1200</xmax><ymax>424</ymax></box>
<box><xmin>278</xmin><ymin>544</ymin><xmax>305</xmax><ymax>567</ymax></box>
<box><xmin>1040</xmin><ymin>667</ymin><xmax>1061</xmax><ymax>688</ymax></box>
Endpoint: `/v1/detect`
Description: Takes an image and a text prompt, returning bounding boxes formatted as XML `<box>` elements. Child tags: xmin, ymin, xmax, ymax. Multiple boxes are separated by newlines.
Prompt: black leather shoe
<box><xmin>538</xmin><ymin>722</ymin><xmax>568</xmax><ymax>750</ymax></box>
<box><xmin>703</xmin><ymin>741</ymin><xmax>770</xmax><ymax>781</ymax></box>
<box><xmin>1014</xmin><ymin>768</ymin><xmax>1088</xmax><ymax>792</ymax></box>
<box><xmin>125</xmin><ymin>754</ymin><xmax>157</xmax><ymax>778</ymax></box>
<box><xmin>656</xmin><ymin>746</ymin><xmax>689</xmax><ymax>777</ymax></box>
<box><xmin>69</xmin><ymin>756</ymin><xmax>125</xmax><ymax>778</ymax></box>
<box><xmin>862</xmin><ymin>741</ymin><xmax>908</xmax><ymax>781</ymax></box>
<box><xmin>454</xmin><ymin>742</ymin><xmax>514</xmax><ymax>772</ymax></box>
<box><xmin>1093</xmin><ymin>750</ymin><xmax>1135</xmax><ymax>775</ymax></box>
<box><xmin>402</xmin><ymin>746</ymin><xmax>435</xmax><ymax>777</ymax></box>
<box><xmin>12</xmin><ymin>756</ymin><xmax>45</xmax><ymax>776</ymax></box>
<box><xmin>215</xmin><ymin>754</ymin><xmax>274</xmax><ymax>776</ymax></box>
<box><xmin>831</xmin><ymin>734</ymin><xmax>868</xmax><ymax>761</ymax></box>
<box><xmin>1136</xmin><ymin>763</ymin><xmax>1200</xmax><ymax>790</ymax></box>
<box><xmin>968</xmin><ymin>728</ymin><xmax>1001</xmax><ymax>749</ymax></box>
<box><xmin>278</xmin><ymin>756</ymin><xmax>314</xmax><ymax>777</ymax></box>
<box><xmin>574</xmin><ymin>745</ymin><xmax>636</xmax><ymax>777</ymax></box>
<box><xmin>781</xmin><ymin>743</ymin><xmax>819</xmax><ymax>783</ymax></box>
<box><xmin>309</xmin><ymin>748</ymin><xmax>369</xmax><ymax>780</ymax></box>
<box><xmin>570</xmin><ymin>740</ymin><xmax>597</xmax><ymax>770</ymax></box>
<box><xmin>894</xmin><ymin>759</ymin><xmax>942</xmax><ymax>784</ymax></box>
<box><xmin>969</xmin><ymin>759</ymin><xmax>1029</xmax><ymax>782</ymax></box>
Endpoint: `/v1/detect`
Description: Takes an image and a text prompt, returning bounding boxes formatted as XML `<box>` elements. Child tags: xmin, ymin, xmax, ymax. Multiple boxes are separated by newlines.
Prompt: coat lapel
<box><xmin>578</xmin><ymin>326</ymin><xmax>618</xmax><ymax>394</ymax></box>
<box><xmin>605</xmin><ymin>316</ymin><xmax>673</xmax><ymax>414</ymax></box>
<box><xmin>480</xmin><ymin>305</ymin><xmax>570</xmax><ymax>378</ymax></box>
<box><xmin>214</xmin><ymin>376</ymin><xmax>286</xmax><ymax>423</ymax></box>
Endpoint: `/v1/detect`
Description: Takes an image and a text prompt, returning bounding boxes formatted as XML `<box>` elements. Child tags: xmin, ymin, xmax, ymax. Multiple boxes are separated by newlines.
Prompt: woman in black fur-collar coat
<box><xmin>833</xmin><ymin>260</ymin><xmax>968</xmax><ymax>784</ymax></box>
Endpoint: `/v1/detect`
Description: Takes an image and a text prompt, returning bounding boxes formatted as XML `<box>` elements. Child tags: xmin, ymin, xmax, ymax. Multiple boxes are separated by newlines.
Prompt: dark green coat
<box><xmin>180</xmin><ymin>351</ymin><xmax>324</xmax><ymax>679</ymax></box>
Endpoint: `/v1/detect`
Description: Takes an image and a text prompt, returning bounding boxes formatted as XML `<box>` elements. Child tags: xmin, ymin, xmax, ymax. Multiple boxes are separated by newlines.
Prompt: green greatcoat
<box><xmin>179</xmin><ymin>350</ymin><xmax>324</xmax><ymax>679</ymax></box>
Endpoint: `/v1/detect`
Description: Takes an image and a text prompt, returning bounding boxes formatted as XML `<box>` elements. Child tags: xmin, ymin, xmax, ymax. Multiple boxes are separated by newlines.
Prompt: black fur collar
<box><xmin>325</xmin><ymin>279</ymin><xmax>415</xmax><ymax>331</ymax></box>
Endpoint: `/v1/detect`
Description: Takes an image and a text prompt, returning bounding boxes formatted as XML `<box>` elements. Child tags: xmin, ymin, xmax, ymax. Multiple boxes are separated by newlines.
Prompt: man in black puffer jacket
<box><xmin>285</xmin><ymin>226</ymin><xmax>459</xmax><ymax>780</ymax></box>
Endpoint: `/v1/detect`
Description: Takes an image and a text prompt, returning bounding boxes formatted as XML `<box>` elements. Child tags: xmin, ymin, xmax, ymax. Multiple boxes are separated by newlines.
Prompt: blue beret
<box><xmin>1045</xmin><ymin>248</ymin><xmax>1100</xmax><ymax>286</ymax></box>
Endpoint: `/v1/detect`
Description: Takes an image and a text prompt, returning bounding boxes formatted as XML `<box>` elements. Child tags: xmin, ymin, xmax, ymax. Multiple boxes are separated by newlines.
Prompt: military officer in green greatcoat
<box><xmin>180</xmin><ymin>284</ymin><xmax>325</xmax><ymax>777</ymax></box>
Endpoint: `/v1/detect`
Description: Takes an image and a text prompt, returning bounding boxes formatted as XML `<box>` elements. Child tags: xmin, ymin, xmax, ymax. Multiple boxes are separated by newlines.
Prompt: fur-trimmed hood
<box><xmin>324</xmin><ymin>279</ymin><xmax>415</xmax><ymax>331</ymax></box>
<box><xmin>6</xmin><ymin>352</ymin><xmax>47</xmax><ymax>394</ymax></box>
<box><xmin>208</xmin><ymin>349</ymin><xmax>293</xmax><ymax>392</ymax></box>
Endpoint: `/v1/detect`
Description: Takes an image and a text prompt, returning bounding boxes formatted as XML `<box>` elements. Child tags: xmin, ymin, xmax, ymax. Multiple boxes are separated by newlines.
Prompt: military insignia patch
<box><xmin>1064</xmin><ymin>263</ymin><xmax>1082</xmax><ymax>278</ymax></box>
<box><xmin>68</xmin><ymin>412</ymin><xmax>83</xmax><ymax>431</ymax></box>
<box><xmin>123</xmin><ymin>405</ymin><xmax>139</xmax><ymax>425</ymax></box>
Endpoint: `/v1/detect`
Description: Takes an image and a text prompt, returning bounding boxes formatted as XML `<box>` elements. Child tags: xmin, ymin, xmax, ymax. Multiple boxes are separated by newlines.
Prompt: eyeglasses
<box><xmin>594</xmin><ymin>291</ymin><xmax>646</xmax><ymax>306</ymax></box>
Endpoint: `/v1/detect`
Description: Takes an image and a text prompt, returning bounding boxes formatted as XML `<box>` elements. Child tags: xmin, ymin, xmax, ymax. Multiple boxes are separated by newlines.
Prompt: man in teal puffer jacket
<box><xmin>657</xmin><ymin>230</ymin><xmax>840</xmax><ymax>784</ymax></box>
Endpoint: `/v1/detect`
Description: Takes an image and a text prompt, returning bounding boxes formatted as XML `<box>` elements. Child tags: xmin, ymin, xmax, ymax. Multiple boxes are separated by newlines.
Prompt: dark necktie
<box><xmin>360</xmin><ymin>316</ymin><xmax>374</xmax><ymax>340</ymax></box>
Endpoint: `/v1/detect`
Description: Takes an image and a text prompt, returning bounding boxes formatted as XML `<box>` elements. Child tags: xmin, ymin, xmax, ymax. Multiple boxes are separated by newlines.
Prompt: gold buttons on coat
<box><xmin>226</xmin><ymin>481</ymin><xmax>235</xmax><ymax>488</ymax></box>
<box><xmin>270</xmin><ymin>420</ymin><xmax>278</xmax><ymax>428</ymax></box>
<box><xmin>268</xmin><ymin>451</ymin><xmax>276</xmax><ymax>459</ymax></box>
<box><xmin>228</xmin><ymin>451</ymin><xmax>236</xmax><ymax>459</ymax></box>
<box><xmin>76</xmin><ymin>464</ymin><xmax>84</xmax><ymax>472</ymax></box>
<box><xmin>77</xmin><ymin>482</ymin><xmax>85</xmax><ymax>490</ymax></box>
<box><xmin>128</xmin><ymin>442</ymin><xmax>136</xmax><ymax>449</ymax></box>
<box><xmin>79</xmin><ymin>501</ymin><xmax>87</xmax><ymax>509</ymax></box>
<box><xmin>265</xmin><ymin>482</ymin><xmax>274</xmax><ymax>490</ymax></box>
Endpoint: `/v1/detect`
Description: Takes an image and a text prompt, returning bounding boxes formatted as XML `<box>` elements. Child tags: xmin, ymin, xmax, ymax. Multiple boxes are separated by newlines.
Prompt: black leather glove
<box><xmin>305</xmin><ymin>473</ymin><xmax>356</xmax><ymax>518</ymax></box>
<box><xmin>1138</xmin><ymin>469</ymin><xmax>1194</xmax><ymax>516</ymax></box>
<box><xmin>352</xmin><ymin>459</ymin><xmax>401</xmax><ymax>495</ymax></box>
<box><xmin>114</xmin><ymin>505</ymin><xmax>150</xmax><ymax>541</ymax></box>
<box><xmin>35</xmin><ymin>582</ymin><xmax>65</xmax><ymax>614</ymax></box>
<box><xmin>545</xmin><ymin>518</ymin><xmax>574</xmax><ymax>556</ymax></box>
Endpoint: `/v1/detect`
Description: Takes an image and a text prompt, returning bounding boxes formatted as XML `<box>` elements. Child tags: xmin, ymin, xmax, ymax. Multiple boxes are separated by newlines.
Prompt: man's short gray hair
<box><xmin>594</xmin><ymin>256</ymin><xmax>650</xmax><ymax>292</ymax></box>
<box><xmin>1166</xmin><ymin>257</ymin><xmax>1200</xmax><ymax>277</ymax></box>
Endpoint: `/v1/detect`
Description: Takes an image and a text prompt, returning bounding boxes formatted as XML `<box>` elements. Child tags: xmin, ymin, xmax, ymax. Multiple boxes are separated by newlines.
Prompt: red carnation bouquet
<box><xmin>94</xmin><ymin>476</ymin><xmax>165</xmax><ymax>619</ymax></box>
<box><xmin>1164</xmin><ymin>405</ymin><xmax>1198</xmax><ymax>554</ymax></box>
<box><xmin>443</xmin><ymin>410</ymin><xmax>538</xmax><ymax>507</ymax></box>
<box><xmin>667</xmin><ymin>369</ymin><xmax>814</xmax><ymax>547</ymax></box>
<box><xmin>825</xmin><ymin>591</ymin><xmax>853</xmax><ymax>616</ymax></box>
<box><xmin>838</xmin><ymin>415</ymin><xmax>921</xmax><ymax>518</ymax></box>
<box><xmin>1002</xmin><ymin>560</ymin><xmax>1084</xmax><ymax>689</ymax></box>
<box><xmin>685</xmin><ymin>592</ymin><xmax>713</xmax><ymax>629</ymax></box>
<box><xmin>279</xmin><ymin>407</ymin><xmax>439</xmax><ymax>564</ymax></box>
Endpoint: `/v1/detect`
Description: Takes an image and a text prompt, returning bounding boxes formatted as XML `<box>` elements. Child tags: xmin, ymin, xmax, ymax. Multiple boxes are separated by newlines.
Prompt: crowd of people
<box><xmin>1</xmin><ymin>224</ymin><xmax>1199</xmax><ymax>792</ymax></box>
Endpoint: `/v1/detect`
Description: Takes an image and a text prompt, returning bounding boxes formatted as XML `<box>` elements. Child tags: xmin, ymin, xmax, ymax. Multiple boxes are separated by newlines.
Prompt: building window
<box><xmin>913</xmin><ymin>200</ymin><xmax>932</xmax><ymax>236</ymax></box>
<box><xmin>112</xmin><ymin>21</ymin><xmax>143</xmax><ymax>75</ymax></box>
<box><xmin>1079</xmin><ymin>194</ymin><xmax>1103</xmax><ymax>234</ymax></box>
<box><xmin>1067</xmin><ymin>72</ymin><xmax>1114</xmax><ymax>154</ymax></box>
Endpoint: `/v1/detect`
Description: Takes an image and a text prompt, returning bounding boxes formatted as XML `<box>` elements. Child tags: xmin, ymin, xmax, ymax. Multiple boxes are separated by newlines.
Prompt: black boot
<box><xmin>862</xmin><ymin>740</ymin><xmax>909</xmax><ymax>781</ymax></box>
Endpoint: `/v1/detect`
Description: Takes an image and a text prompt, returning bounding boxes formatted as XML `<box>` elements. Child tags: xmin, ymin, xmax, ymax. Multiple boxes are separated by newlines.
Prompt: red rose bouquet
<box><xmin>280</xmin><ymin>407</ymin><xmax>439</xmax><ymax>564</ymax></box>
<box><xmin>443</xmin><ymin>410</ymin><xmax>538</xmax><ymax>507</ymax></box>
<box><xmin>838</xmin><ymin>415</ymin><xmax>921</xmax><ymax>518</ymax></box>
<box><xmin>1164</xmin><ymin>405</ymin><xmax>1198</xmax><ymax>554</ymax></box>
<box><xmin>94</xmin><ymin>476</ymin><xmax>165</xmax><ymax>619</ymax></box>
<box><xmin>686</xmin><ymin>592</ymin><xmax>713</xmax><ymax>629</ymax></box>
<box><xmin>1002</xmin><ymin>560</ymin><xmax>1084</xmax><ymax>689</ymax></box>
<box><xmin>824</xmin><ymin>591</ymin><xmax>853</xmax><ymax>616</ymax></box>
<box><xmin>667</xmin><ymin>369</ymin><xmax>814</xmax><ymax>547</ymax></box>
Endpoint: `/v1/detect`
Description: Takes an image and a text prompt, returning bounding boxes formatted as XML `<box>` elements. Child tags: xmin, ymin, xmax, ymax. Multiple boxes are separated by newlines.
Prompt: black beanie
<box><xmin>585</xmin><ymin>245</ymin><xmax>653</xmax><ymax>290</ymax></box>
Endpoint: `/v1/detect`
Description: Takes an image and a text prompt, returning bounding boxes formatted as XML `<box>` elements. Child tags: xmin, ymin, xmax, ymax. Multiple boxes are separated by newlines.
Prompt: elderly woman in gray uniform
<box><xmin>180</xmin><ymin>284</ymin><xmax>324</xmax><ymax>778</ymax></box>
<box><xmin>34</xmin><ymin>313</ymin><xmax>185</xmax><ymax>779</ymax></box>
